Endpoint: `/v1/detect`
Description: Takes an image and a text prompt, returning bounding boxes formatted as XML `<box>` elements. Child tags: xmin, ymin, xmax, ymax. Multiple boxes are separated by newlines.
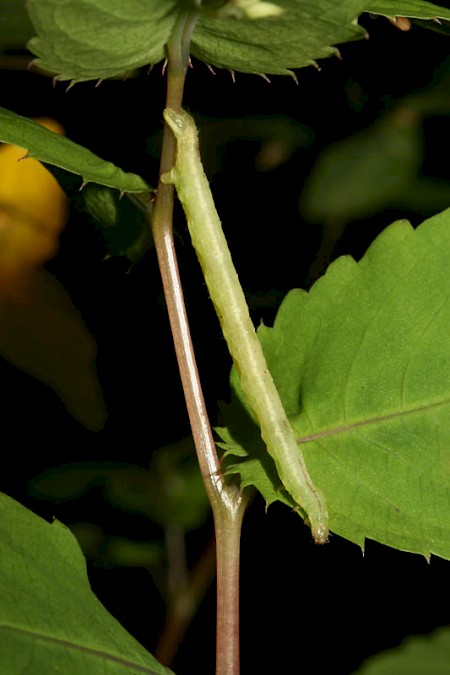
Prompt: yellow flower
<box><xmin>0</xmin><ymin>117</ymin><xmax>68</xmax><ymax>292</ymax></box>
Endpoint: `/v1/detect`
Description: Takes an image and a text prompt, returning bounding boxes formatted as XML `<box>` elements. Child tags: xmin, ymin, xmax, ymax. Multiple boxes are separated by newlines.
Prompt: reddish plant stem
<box><xmin>214</xmin><ymin>504</ymin><xmax>245</xmax><ymax>675</ymax></box>
<box><xmin>148</xmin><ymin>5</ymin><xmax>248</xmax><ymax>674</ymax></box>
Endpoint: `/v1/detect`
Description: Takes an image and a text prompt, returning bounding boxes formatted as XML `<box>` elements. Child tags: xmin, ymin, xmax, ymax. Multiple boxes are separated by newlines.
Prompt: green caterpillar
<box><xmin>162</xmin><ymin>108</ymin><xmax>328</xmax><ymax>544</ymax></box>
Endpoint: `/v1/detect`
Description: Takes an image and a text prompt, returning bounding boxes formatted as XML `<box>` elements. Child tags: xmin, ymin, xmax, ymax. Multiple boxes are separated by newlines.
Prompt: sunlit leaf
<box><xmin>219</xmin><ymin>209</ymin><xmax>450</xmax><ymax>558</ymax></box>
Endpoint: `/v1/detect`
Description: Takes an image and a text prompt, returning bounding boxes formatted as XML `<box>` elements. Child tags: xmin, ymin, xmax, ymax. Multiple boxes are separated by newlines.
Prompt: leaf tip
<box><xmin>279</xmin><ymin>69</ymin><xmax>298</xmax><ymax>84</ymax></box>
<box><xmin>17</xmin><ymin>152</ymin><xmax>31</xmax><ymax>162</ymax></box>
<box><xmin>28</xmin><ymin>58</ymin><xmax>39</xmax><ymax>73</ymax></box>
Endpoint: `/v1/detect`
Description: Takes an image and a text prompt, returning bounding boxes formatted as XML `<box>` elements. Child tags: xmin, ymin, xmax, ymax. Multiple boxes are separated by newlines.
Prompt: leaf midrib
<box><xmin>297</xmin><ymin>397</ymin><xmax>450</xmax><ymax>444</ymax></box>
<box><xmin>0</xmin><ymin>623</ymin><xmax>161</xmax><ymax>674</ymax></box>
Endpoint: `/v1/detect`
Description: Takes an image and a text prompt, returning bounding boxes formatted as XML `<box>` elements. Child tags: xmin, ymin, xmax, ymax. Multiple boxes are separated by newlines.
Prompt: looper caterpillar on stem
<box><xmin>161</xmin><ymin>108</ymin><xmax>328</xmax><ymax>544</ymax></box>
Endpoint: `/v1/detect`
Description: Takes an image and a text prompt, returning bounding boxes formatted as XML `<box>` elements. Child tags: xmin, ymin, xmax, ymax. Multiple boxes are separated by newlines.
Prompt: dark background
<box><xmin>1</xmin><ymin>10</ymin><xmax>450</xmax><ymax>674</ymax></box>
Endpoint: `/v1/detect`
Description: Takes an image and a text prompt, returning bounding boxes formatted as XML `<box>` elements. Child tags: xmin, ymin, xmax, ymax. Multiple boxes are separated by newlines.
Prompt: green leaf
<box><xmin>71</xmin><ymin>524</ymin><xmax>164</xmax><ymax>569</ymax></box>
<box><xmin>193</xmin><ymin>0</ymin><xmax>368</xmax><ymax>76</ymax></box>
<box><xmin>356</xmin><ymin>626</ymin><xmax>450</xmax><ymax>674</ymax></box>
<box><xmin>219</xmin><ymin>209</ymin><xmax>450</xmax><ymax>558</ymax></box>
<box><xmin>300</xmin><ymin>104</ymin><xmax>423</xmax><ymax>224</ymax></box>
<box><xmin>0</xmin><ymin>0</ymin><xmax>34</xmax><ymax>50</ymax></box>
<box><xmin>27</xmin><ymin>0</ymin><xmax>178</xmax><ymax>82</ymax></box>
<box><xmin>367</xmin><ymin>0</ymin><xmax>450</xmax><ymax>20</ymax></box>
<box><xmin>300</xmin><ymin>100</ymin><xmax>450</xmax><ymax>230</ymax></box>
<box><xmin>0</xmin><ymin>492</ymin><xmax>173</xmax><ymax>674</ymax></box>
<box><xmin>30</xmin><ymin>439</ymin><xmax>211</xmax><ymax>531</ymax></box>
<box><xmin>81</xmin><ymin>185</ymin><xmax>154</xmax><ymax>261</ymax></box>
<box><xmin>41</xmin><ymin>166</ymin><xmax>154</xmax><ymax>261</ymax></box>
<box><xmin>0</xmin><ymin>107</ymin><xmax>150</xmax><ymax>193</ymax></box>
<box><xmin>27</xmin><ymin>0</ymin><xmax>369</xmax><ymax>81</ymax></box>
<box><xmin>106</xmin><ymin>437</ymin><xmax>211</xmax><ymax>530</ymax></box>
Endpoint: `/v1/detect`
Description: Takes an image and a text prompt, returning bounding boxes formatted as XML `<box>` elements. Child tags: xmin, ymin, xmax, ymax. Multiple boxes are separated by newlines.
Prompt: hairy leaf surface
<box><xmin>27</xmin><ymin>0</ymin><xmax>368</xmax><ymax>81</ymax></box>
<box><xmin>27</xmin><ymin>0</ymin><xmax>176</xmax><ymax>82</ymax></box>
<box><xmin>219</xmin><ymin>209</ymin><xmax>450</xmax><ymax>558</ymax></box>
<box><xmin>192</xmin><ymin>0</ymin><xmax>368</xmax><ymax>75</ymax></box>
<box><xmin>0</xmin><ymin>493</ymin><xmax>173</xmax><ymax>674</ymax></box>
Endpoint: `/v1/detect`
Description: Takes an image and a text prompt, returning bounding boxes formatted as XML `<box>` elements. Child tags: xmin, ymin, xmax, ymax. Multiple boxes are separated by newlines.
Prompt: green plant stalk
<box><xmin>148</xmin><ymin>3</ymin><xmax>247</xmax><ymax>673</ymax></box>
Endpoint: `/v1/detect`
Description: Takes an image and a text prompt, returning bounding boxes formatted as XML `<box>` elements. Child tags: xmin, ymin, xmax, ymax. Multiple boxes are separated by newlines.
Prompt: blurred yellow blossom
<box><xmin>0</xmin><ymin>117</ymin><xmax>67</xmax><ymax>293</ymax></box>
<box><xmin>0</xmin><ymin>118</ymin><xmax>106</xmax><ymax>430</ymax></box>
